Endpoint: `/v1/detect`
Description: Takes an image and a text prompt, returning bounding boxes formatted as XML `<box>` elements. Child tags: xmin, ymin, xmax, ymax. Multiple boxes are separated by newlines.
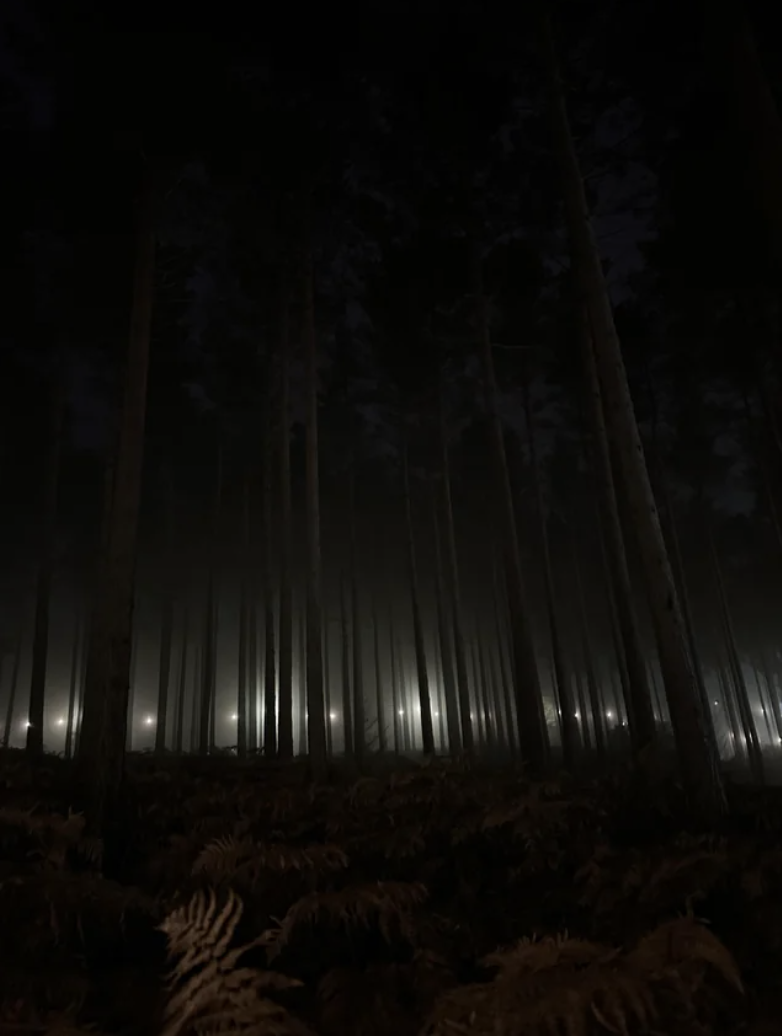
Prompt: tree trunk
<box><xmin>199</xmin><ymin>450</ymin><xmax>221</xmax><ymax>755</ymax></box>
<box><xmin>340</xmin><ymin>574</ymin><xmax>353</xmax><ymax>756</ymax></box>
<box><xmin>541</xmin><ymin>14</ymin><xmax>725</xmax><ymax>818</ymax></box>
<box><xmin>65</xmin><ymin>614</ymin><xmax>81</xmax><ymax>759</ymax></box>
<box><xmin>175</xmin><ymin>607</ymin><xmax>188</xmax><ymax>753</ymax></box>
<box><xmin>430</xmin><ymin>477</ymin><xmax>461</xmax><ymax>753</ymax></box>
<box><xmin>27</xmin><ymin>377</ymin><xmax>64</xmax><ymax>755</ymax></box>
<box><xmin>302</xmin><ymin>243</ymin><xmax>327</xmax><ymax>776</ymax></box>
<box><xmin>75</xmin><ymin>168</ymin><xmax>155</xmax><ymax>828</ymax></box>
<box><xmin>402</xmin><ymin>440</ymin><xmax>435</xmax><ymax>755</ymax></box>
<box><xmin>155</xmin><ymin>479</ymin><xmax>176</xmax><ymax>753</ymax></box>
<box><xmin>237</xmin><ymin>478</ymin><xmax>250</xmax><ymax>757</ymax></box>
<box><xmin>349</xmin><ymin>472</ymin><xmax>366</xmax><ymax>765</ymax></box>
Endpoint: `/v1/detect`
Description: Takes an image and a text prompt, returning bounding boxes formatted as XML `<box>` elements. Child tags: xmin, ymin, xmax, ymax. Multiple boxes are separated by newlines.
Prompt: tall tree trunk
<box><xmin>340</xmin><ymin>574</ymin><xmax>353</xmax><ymax>756</ymax></box>
<box><xmin>474</xmin><ymin>256</ymin><xmax>546</xmax><ymax>770</ymax></box>
<box><xmin>65</xmin><ymin>614</ymin><xmax>81</xmax><ymax>759</ymax></box>
<box><xmin>349</xmin><ymin>472</ymin><xmax>365</xmax><ymax>765</ymax></box>
<box><xmin>372</xmin><ymin>594</ymin><xmax>387</xmax><ymax>753</ymax></box>
<box><xmin>199</xmin><ymin>450</ymin><xmax>221</xmax><ymax>755</ymax></box>
<box><xmin>402</xmin><ymin>440</ymin><xmax>435</xmax><ymax>755</ymax></box>
<box><xmin>3</xmin><ymin>631</ymin><xmax>24</xmax><ymax>749</ymax></box>
<box><xmin>155</xmin><ymin>479</ymin><xmax>175</xmax><ymax>753</ymax></box>
<box><xmin>540</xmin><ymin>15</ymin><xmax>725</xmax><ymax>818</ymax></box>
<box><xmin>27</xmin><ymin>376</ymin><xmax>64</xmax><ymax>754</ymax></box>
<box><xmin>277</xmin><ymin>286</ymin><xmax>293</xmax><ymax>761</ymax></box>
<box><xmin>237</xmin><ymin>477</ymin><xmax>250</xmax><ymax>757</ymax></box>
<box><xmin>430</xmin><ymin>477</ymin><xmax>461</xmax><ymax>753</ymax></box>
<box><xmin>175</xmin><ymin>607</ymin><xmax>188</xmax><ymax>754</ymax></box>
<box><xmin>263</xmin><ymin>386</ymin><xmax>278</xmax><ymax>758</ymax></box>
<box><xmin>75</xmin><ymin>168</ymin><xmax>155</xmax><ymax>828</ymax></box>
<box><xmin>302</xmin><ymin>243</ymin><xmax>327</xmax><ymax>775</ymax></box>
<box><xmin>439</xmin><ymin>388</ymin><xmax>474</xmax><ymax>753</ymax></box>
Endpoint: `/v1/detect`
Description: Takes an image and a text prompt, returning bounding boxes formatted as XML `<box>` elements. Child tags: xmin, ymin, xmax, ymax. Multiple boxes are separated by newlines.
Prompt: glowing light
<box><xmin>470</xmin><ymin>713</ymin><xmax>474</xmax><ymax>720</ymax></box>
<box><xmin>55</xmin><ymin>717</ymin><xmax>65</xmax><ymax>727</ymax></box>
<box><xmin>714</xmin><ymin>701</ymin><xmax>719</xmax><ymax>706</ymax></box>
<box><xmin>21</xmin><ymin>721</ymin><xmax>31</xmax><ymax>729</ymax></box>
<box><xmin>143</xmin><ymin>715</ymin><xmax>154</xmax><ymax>726</ymax></box>
<box><xmin>606</xmin><ymin>710</ymin><xmax>613</xmax><ymax>719</ymax></box>
<box><xmin>433</xmin><ymin>710</ymin><xmax>439</xmax><ymax>717</ymax></box>
<box><xmin>574</xmin><ymin>712</ymin><xmax>580</xmax><ymax>719</ymax></box>
<box><xmin>398</xmin><ymin>709</ymin><xmax>404</xmax><ymax>716</ymax></box>
<box><xmin>329</xmin><ymin>712</ymin><xmax>336</xmax><ymax>721</ymax></box>
<box><xmin>230</xmin><ymin>713</ymin><xmax>238</xmax><ymax>721</ymax></box>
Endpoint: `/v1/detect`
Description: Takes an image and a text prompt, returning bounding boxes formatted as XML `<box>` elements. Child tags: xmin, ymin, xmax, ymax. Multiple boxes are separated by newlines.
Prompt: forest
<box><xmin>2</xmin><ymin>0</ymin><xmax>782</xmax><ymax>1033</ymax></box>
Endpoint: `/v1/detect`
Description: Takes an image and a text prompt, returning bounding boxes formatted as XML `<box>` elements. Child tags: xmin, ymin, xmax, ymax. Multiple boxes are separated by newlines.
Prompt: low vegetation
<box><xmin>2</xmin><ymin>750</ymin><xmax>781</xmax><ymax>1036</ymax></box>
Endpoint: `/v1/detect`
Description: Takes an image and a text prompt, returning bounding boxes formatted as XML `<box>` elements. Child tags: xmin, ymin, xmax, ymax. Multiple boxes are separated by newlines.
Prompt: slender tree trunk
<box><xmin>430</xmin><ymin>477</ymin><xmax>461</xmax><ymax>753</ymax></box>
<box><xmin>372</xmin><ymin>595</ymin><xmax>387</xmax><ymax>753</ymax></box>
<box><xmin>199</xmin><ymin>450</ymin><xmax>221</xmax><ymax>755</ymax></box>
<box><xmin>65</xmin><ymin>614</ymin><xmax>81</xmax><ymax>759</ymax></box>
<box><xmin>155</xmin><ymin>479</ymin><xmax>176</xmax><ymax>753</ymax></box>
<box><xmin>349</xmin><ymin>472</ymin><xmax>366</xmax><ymax>765</ymax></box>
<box><xmin>27</xmin><ymin>377</ymin><xmax>64</xmax><ymax>755</ymax></box>
<box><xmin>439</xmin><ymin>388</ymin><xmax>474</xmax><ymax>753</ymax></box>
<box><xmin>3</xmin><ymin>631</ymin><xmax>24</xmax><ymax>749</ymax></box>
<box><xmin>277</xmin><ymin>292</ymin><xmax>293</xmax><ymax>761</ymax></box>
<box><xmin>340</xmin><ymin>574</ymin><xmax>353</xmax><ymax>756</ymax></box>
<box><xmin>237</xmin><ymin>477</ymin><xmax>250</xmax><ymax>757</ymax></box>
<box><xmin>302</xmin><ymin>243</ymin><xmax>327</xmax><ymax>775</ymax></box>
<box><xmin>75</xmin><ymin>168</ymin><xmax>155</xmax><ymax>827</ymax></box>
<box><xmin>402</xmin><ymin>440</ymin><xmax>435</xmax><ymax>755</ymax></box>
<box><xmin>175</xmin><ymin>607</ymin><xmax>188</xmax><ymax>753</ymax></box>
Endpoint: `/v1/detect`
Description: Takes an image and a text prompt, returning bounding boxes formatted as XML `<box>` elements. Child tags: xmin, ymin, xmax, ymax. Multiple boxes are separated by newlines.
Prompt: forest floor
<box><xmin>1</xmin><ymin>748</ymin><xmax>781</xmax><ymax>1036</ymax></box>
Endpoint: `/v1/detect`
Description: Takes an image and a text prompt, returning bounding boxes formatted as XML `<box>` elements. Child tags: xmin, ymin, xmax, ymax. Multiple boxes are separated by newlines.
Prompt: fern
<box><xmin>159</xmin><ymin>888</ymin><xmax>309</xmax><ymax>1036</ymax></box>
<box><xmin>424</xmin><ymin>918</ymin><xmax>742</xmax><ymax>1036</ymax></box>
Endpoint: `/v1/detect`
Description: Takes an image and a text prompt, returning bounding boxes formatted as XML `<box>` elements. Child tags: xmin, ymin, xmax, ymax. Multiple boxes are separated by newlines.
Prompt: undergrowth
<box><xmin>0</xmin><ymin>748</ymin><xmax>780</xmax><ymax>1036</ymax></box>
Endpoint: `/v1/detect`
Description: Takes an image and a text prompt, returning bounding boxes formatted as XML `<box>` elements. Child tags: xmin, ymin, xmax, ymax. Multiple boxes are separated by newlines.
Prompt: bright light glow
<box><xmin>606</xmin><ymin>710</ymin><xmax>613</xmax><ymax>719</ymax></box>
<box><xmin>230</xmin><ymin>713</ymin><xmax>238</xmax><ymax>721</ymax></box>
<box><xmin>433</xmin><ymin>710</ymin><xmax>439</xmax><ymax>717</ymax></box>
<box><xmin>470</xmin><ymin>713</ymin><xmax>474</xmax><ymax>720</ymax></box>
<box><xmin>21</xmin><ymin>721</ymin><xmax>31</xmax><ymax>729</ymax></box>
<box><xmin>574</xmin><ymin>712</ymin><xmax>580</xmax><ymax>719</ymax></box>
<box><xmin>143</xmin><ymin>715</ymin><xmax>154</xmax><ymax>726</ymax></box>
<box><xmin>329</xmin><ymin>712</ymin><xmax>336</xmax><ymax>721</ymax></box>
<box><xmin>55</xmin><ymin>717</ymin><xmax>65</xmax><ymax>727</ymax></box>
<box><xmin>398</xmin><ymin>709</ymin><xmax>404</xmax><ymax>716</ymax></box>
<box><xmin>714</xmin><ymin>701</ymin><xmax>719</xmax><ymax>706</ymax></box>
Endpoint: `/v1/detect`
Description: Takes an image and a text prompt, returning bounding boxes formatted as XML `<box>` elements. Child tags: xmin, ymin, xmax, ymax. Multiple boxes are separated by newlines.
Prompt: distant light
<box><xmin>329</xmin><ymin>712</ymin><xmax>336</xmax><ymax>721</ymax></box>
<box><xmin>55</xmin><ymin>717</ymin><xmax>65</xmax><ymax>727</ymax></box>
<box><xmin>606</xmin><ymin>710</ymin><xmax>613</xmax><ymax>719</ymax></box>
<box><xmin>470</xmin><ymin>713</ymin><xmax>474</xmax><ymax>721</ymax></box>
<box><xmin>574</xmin><ymin>712</ymin><xmax>580</xmax><ymax>719</ymax></box>
<box><xmin>433</xmin><ymin>710</ymin><xmax>439</xmax><ymax>717</ymax></box>
<box><xmin>230</xmin><ymin>713</ymin><xmax>238</xmax><ymax>721</ymax></box>
<box><xmin>21</xmin><ymin>721</ymin><xmax>31</xmax><ymax>729</ymax></box>
<box><xmin>398</xmin><ymin>709</ymin><xmax>404</xmax><ymax>716</ymax></box>
<box><xmin>714</xmin><ymin>701</ymin><xmax>719</xmax><ymax>706</ymax></box>
<box><xmin>143</xmin><ymin>715</ymin><xmax>154</xmax><ymax>726</ymax></box>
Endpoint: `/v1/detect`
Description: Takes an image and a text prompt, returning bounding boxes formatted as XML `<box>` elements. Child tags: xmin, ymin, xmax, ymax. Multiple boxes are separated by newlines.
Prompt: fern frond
<box><xmin>265</xmin><ymin>881</ymin><xmax>428</xmax><ymax>960</ymax></box>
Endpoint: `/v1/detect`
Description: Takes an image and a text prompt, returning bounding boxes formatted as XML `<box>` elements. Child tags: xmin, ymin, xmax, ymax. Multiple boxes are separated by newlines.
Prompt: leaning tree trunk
<box><xmin>75</xmin><ymin>168</ymin><xmax>155</xmax><ymax>829</ymax></box>
<box><xmin>541</xmin><ymin>14</ymin><xmax>725</xmax><ymax>819</ymax></box>
<box><xmin>402</xmin><ymin>438</ymin><xmax>435</xmax><ymax>755</ymax></box>
<box><xmin>302</xmin><ymin>242</ymin><xmax>327</xmax><ymax>776</ymax></box>
<box><xmin>475</xmin><ymin>256</ymin><xmax>547</xmax><ymax>771</ymax></box>
<box><xmin>27</xmin><ymin>376</ymin><xmax>64</xmax><ymax>755</ymax></box>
